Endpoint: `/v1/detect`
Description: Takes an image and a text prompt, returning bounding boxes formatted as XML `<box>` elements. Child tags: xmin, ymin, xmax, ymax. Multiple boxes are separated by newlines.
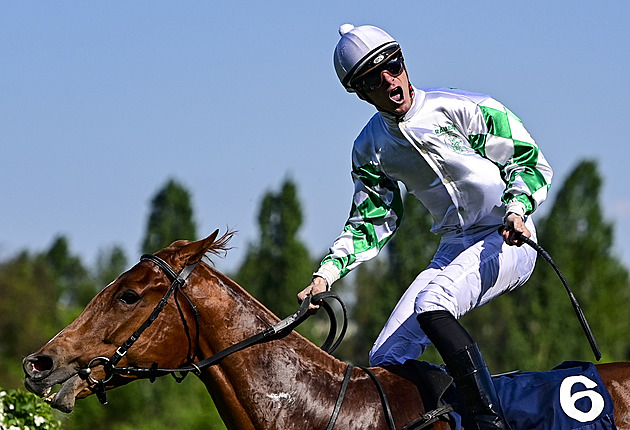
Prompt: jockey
<box><xmin>298</xmin><ymin>24</ymin><xmax>553</xmax><ymax>430</ymax></box>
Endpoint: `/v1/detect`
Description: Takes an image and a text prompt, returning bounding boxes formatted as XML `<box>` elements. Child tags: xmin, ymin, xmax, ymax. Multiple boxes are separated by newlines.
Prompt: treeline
<box><xmin>1</xmin><ymin>160</ymin><xmax>628</xmax><ymax>429</ymax></box>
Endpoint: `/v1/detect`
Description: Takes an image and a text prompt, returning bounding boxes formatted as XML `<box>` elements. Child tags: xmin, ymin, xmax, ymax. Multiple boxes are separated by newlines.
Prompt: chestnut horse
<box><xmin>22</xmin><ymin>231</ymin><xmax>630</xmax><ymax>429</ymax></box>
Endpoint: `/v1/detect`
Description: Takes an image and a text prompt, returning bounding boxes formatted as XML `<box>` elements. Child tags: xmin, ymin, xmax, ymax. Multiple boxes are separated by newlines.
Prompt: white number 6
<box><xmin>559</xmin><ymin>375</ymin><xmax>605</xmax><ymax>422</ymax></box>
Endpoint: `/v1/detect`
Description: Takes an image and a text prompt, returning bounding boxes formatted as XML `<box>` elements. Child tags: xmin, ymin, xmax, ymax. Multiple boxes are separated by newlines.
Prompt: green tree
<box><xmin>45</xmin><ymin>235</ymin><xmax>96</xmax><ymax>312</ymax></box>
<box><xmin>464</xmin><ymin>160</ymin><xmax>630</xmax><ymax>372</ymax></box>
<box><xmin>67</xmin><ymin>178</ymin><xmax>226</xmax><ymax>430</ymax></box>
<box><xmin>0</xmin><ymin>252</ymin><xmax>60</xmax><ymax>387</ymax></box>
<box><xmin>236</xmin><ymin>178</ymin><xmax>313</xmax><ymax>319</ymax></box>
<box><xmin>94</xmin><ymin>245</ymin><xmax>128</xmax><ymax>288</ymax></box>
<box><xmin>141</xmin><ymin>178</ymin><xmax>197</xmax><ymax>254</ymax></box>
<box><xmin>517</xmin><ymin>160</ymin><xmax>629</xmax><ymax>368</ymax></box>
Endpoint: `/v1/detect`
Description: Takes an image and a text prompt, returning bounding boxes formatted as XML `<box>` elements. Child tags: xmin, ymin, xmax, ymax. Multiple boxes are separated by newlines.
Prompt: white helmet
<box><xmin>333</xmin><ymin>24</ymin><xmax>399</xmax><ymax>92</ymax></box>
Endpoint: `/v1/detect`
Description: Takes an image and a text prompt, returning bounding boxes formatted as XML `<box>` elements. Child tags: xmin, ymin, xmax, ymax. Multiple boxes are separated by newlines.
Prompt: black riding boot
<box><xmin>418</xmin><ymin>311</ymin><xmax>510</xmax><ymax>430</ymax></box>
<box><xmin>444</xmin><ymin>343</ymin><xmax>509</xmax><ymax>430</ymax></box>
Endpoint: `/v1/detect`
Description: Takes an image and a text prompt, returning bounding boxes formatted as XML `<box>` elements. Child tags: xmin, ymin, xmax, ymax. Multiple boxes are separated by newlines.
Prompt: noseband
<box><xmin>78</xmin><ymin>253</ymin><xmax>348</xmax><ymax>407</ymax></box>
<box><xmin>78</xmin><ymin>254</ymin><xmax>201</xmax><ymax>403</ymax></box>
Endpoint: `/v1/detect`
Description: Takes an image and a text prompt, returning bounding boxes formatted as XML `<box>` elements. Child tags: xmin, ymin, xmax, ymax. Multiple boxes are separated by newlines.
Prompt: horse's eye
<box><xmin>118</xmin><ymin>290</ymin><xmax>141</xmax><ymax>305</ymax></box>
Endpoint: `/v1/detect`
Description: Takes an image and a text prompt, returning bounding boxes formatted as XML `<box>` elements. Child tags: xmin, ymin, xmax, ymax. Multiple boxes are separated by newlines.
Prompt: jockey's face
<box><xmin>361</xmin><ymin>68</ymin><xmax>413</xmax><ymax>117</ymax></box>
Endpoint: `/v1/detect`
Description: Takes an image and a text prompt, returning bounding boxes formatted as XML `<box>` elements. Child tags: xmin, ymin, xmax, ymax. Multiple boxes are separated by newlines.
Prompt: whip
<box><xmin>514</xmin><ymin>231</ymin><xmax>602</xmax><ymax>361</ymax></box>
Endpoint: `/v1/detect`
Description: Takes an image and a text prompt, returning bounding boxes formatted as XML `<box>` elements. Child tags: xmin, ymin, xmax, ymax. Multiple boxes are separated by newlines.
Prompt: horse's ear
<box><xmin>179</xmin><ymin>230</ymin><xmax>220</xmax><ymax>264</ymax></box>
<box><xmin>206</xmin><ymin>229</ymin><xmax>220</xmax><ymax>245</ymax></box>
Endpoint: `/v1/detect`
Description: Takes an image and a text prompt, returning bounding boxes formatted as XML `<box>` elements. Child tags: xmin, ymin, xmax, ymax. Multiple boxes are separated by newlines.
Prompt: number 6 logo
<box><xmin>559</xmin><ymin>375</ymin><xmax>605</xmax><ymax>422</ymax></box>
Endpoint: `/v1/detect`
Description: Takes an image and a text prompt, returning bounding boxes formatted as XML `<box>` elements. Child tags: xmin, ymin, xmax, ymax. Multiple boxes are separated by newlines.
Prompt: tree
<box><xmin>45</xmin><ymin>235</ymin><xmax>96</xmax><ymax>311</ymax></box>
<box><xmin>94</xmin><ymin>245</ymin><xmax>128</xmax><ymax>288</ymax></box>
<box><xmin>236</xmin><ymin>178</ymin><xmax>313</xmax><ymax>319</ymax></box>
<box><xmin>0</xmin><ymin>252</ymin><xmax>60</xmax><ymax>387</ymax></box>
<box><xmin>141</xmin><ymin>178</ymin><xmax>197</xmax><ymax>254</ymax></box>
<box><xmin>463</xmin><ymin>160</ymin><xmax>630</xmax><ymax>372</ymax></box>
<box><xmin>67</xmin><ymin>178</ymin><xmax>226</xmax><ymax>430</ymax></box>
<box><xmin>519</xmin><ymin>160</ymin><xmax>629</xmax><ymax>368</ymax></box>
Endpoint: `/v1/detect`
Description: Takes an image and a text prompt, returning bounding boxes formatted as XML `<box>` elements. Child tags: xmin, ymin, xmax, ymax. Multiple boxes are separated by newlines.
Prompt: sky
<box><xmin>2</xmin><ymin>1</ymin><xmax>629</xmax><ymax>277</ymax></box>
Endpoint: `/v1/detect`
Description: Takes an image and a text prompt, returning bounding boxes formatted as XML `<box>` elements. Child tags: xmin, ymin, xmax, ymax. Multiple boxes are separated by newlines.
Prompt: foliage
<box><xmin>524</xmin><ymin>161</ymin><xmax>630</xmax><ymax>365</ymax></box>
<box><xmin>235</xmin><ymin>178</ymin><xmax>314</xmax><ymax>319</ymax></box>
<box><xmin>0</xmin><ymin>252</ymin><xmax>61</xmax><ymax>387</ymax></box>
<box><xmin>45</xmin><ymin>236</ymin><xmax>96</xmax><ymax>309</ymax></box>
<box><xmin>2</xmin><ymin>161</ymin><xmax>629</xmax><ymax>429</ymax></box>
<box><xmin>94</xmin><ymin>245</ymin><xmax>128</xmax><ymax>288</ymax></box>
<box><xmin>0</xmin><ymin>388</ymin><xmax>61</xmax><ymax>430</ymax></box>
<box><xmin>64</xmin><ymin>378</ymin><xmax>226</xmax><ymax>430</ymax></box>
<box><xmin>463</xmin><ymin>160</ymin><xmax>630</xmax><ymax>372</ymax></box>
<box><xmin>141</xmin><ymin>178</ymin><xmax>197</xmax><ymax>254</ymax></box>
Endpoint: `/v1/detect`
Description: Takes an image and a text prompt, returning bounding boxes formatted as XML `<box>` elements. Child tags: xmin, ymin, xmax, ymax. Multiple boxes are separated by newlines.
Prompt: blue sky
<box><xmin>2</xmin><ymin>1</ymin><xmax>629</xmax><ymax>276</ymax></box>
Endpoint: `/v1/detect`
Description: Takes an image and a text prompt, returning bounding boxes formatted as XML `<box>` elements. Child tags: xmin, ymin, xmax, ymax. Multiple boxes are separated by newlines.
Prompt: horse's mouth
<box><xmin>46</xmin><ymin>375</ymin><xmax>88</xmax><ymax>412</ymax></box>
<box><xmin>25</xmin><ymin>371</ymin><xmax>91</xmax><ymax>413</ymax></box>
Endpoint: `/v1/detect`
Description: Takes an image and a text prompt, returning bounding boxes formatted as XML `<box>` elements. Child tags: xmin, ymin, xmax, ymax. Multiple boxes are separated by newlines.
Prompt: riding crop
<box><xmin>512</xmin><ymin>231</ymin><xmax>602</xmax><ymax>361</ymax></box>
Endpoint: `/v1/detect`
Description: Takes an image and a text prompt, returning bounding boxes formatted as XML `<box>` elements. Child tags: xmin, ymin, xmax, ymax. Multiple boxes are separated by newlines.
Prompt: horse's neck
<box><xmin>194</xmin><ymin>270</ymin><xmax>345</xmax><ymax>429</ymax></box>
<box><xmin>202</xmin><ymin>332</ymin><xmax>344</xmax><ymax>429</ymax></box>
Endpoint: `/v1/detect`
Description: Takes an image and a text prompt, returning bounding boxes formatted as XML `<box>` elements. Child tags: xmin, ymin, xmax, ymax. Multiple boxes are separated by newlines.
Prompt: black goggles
<box><xmin>350</xmin><ymin>48</ymin><xmax>405</xmax><ymax>92</ymax></box>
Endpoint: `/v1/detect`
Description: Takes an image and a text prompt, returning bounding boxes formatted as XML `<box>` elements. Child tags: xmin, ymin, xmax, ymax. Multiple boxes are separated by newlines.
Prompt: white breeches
<box><xmin>369</xmin><ymin>219</ymin><xmax>537</xmax><ymax>366</ymax></box>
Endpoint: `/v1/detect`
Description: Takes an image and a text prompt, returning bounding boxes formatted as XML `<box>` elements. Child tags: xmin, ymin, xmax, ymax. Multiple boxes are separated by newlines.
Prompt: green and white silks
<box><xmin>315</xmin><ymin>87</ymin><xmax>553</xmax><ymax>287</ymax></box>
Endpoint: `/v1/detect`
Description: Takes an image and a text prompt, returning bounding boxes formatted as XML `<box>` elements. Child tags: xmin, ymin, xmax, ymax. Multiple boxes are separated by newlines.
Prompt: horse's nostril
<box><xmin>27</xmin><ymin>355</ymin><xmax>54</xmax><ymax>374</ymax></box>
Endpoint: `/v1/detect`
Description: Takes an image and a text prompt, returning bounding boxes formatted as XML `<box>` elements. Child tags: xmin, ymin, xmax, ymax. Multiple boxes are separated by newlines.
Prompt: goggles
<box><xmin>350</xmin><ymin>47</ymin><xmax>404</xmax><ymax>92</ymax></box>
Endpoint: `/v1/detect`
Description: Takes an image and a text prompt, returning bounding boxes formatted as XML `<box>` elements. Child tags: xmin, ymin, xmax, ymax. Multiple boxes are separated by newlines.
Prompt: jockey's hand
<box><xmin>500</xmin><ymin>213</ymin><xmax>531</xmax><ymax>246</ymax></box>
<box><xmin>297</xmin><ymin>276</ymin><xmax>328</xmax><ymax>311</ymax></box>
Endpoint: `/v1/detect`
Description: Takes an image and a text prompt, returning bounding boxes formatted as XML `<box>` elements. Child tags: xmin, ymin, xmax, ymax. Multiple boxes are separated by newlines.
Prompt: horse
<box><xmin>22</xmin><ymin>230</ymin><xmax>630</xmax><ymax>429</ymax></box>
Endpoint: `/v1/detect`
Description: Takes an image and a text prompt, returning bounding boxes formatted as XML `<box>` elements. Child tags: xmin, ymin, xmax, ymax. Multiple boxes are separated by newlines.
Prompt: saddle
<box><xmin>386</xmin><ymin>360</ymin><xmax>459</xmax><ymax>430</ymax></box>
<box><xmin>385</xmin><ymin>360</ymin><xmax>618</xmax><ymax>430</ymax></box>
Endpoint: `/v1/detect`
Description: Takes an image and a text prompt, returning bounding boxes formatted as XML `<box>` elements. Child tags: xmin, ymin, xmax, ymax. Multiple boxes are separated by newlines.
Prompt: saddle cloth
<box><xmin>492</xmin><ymin>361</ymin><xmax>617</xmax><ymax>430</ymax></box>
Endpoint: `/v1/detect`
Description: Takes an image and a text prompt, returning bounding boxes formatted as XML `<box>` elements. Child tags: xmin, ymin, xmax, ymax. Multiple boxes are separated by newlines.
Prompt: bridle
<box><xmin>76</xmin><ymin>253</ymin><xmax>453</xmax><ymax>430</ymax></box>
<box><xmin>78</xmin><ymin>253</ymin><xmax>348</xmax><ymax>407</ymax></box>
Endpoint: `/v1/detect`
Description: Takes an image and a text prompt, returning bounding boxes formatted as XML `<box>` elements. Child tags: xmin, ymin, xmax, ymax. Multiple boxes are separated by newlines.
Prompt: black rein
<box><xmin>78</xmin><ymin>254</ymin><xmax>348</xmax><ymax>407</ymax></box>
<box><xmin>75</xmin><ymin>254</ymin><xmax>447</xmax><ymax>430</ymax></box>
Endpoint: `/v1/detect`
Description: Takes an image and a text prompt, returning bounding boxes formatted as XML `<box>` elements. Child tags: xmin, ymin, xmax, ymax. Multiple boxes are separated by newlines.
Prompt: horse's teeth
<box><xmin>43</xmin><ymin>387</ymin><xmax>51</xmax><ymax>396</ymax></box>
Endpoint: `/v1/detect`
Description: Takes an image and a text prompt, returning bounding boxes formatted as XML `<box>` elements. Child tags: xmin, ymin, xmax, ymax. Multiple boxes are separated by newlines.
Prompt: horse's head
<box><xmin>22</xmin><ymin>230</ymin><xmax>233</xmax><ymax>412</ymax></box>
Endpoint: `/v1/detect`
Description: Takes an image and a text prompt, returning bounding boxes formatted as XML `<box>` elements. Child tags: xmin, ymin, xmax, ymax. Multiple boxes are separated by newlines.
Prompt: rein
<box><xmin>77</xmin><ymin>253</ymin><xmax>452</xmax><ymax>429</ymax></box>
<box><xmin>78</xmin><ymin>254</ymin><xmax>348</xmax><ymax>406</ymax></box>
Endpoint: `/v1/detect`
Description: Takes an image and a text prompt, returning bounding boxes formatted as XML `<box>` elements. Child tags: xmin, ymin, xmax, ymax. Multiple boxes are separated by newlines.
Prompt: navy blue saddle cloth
<box><xmin>491</xmin><ymin>361</ymin><xmax>617</xmax><ymax>430</ymax></box>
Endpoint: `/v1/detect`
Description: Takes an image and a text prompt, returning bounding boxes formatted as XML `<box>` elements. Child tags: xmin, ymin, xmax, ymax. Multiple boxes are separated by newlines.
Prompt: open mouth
<box><xmin>43</xmin><ymin>377</ymin><xmax>80</xmax><ymax>412</ymax></box>
<box><xmin>24</xmin><ymin>354</ymin><xmax>131</xmax><ymax>413</ymax></box>
<box><xmin>389</xmin><ymin>86</ymin><xmax>404</xmax><ymax>103</ymax></box>
<box><xmin>25</xmin><ymin>373</ymin><xmax>88</xmax><ymax>413</ymax></box>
